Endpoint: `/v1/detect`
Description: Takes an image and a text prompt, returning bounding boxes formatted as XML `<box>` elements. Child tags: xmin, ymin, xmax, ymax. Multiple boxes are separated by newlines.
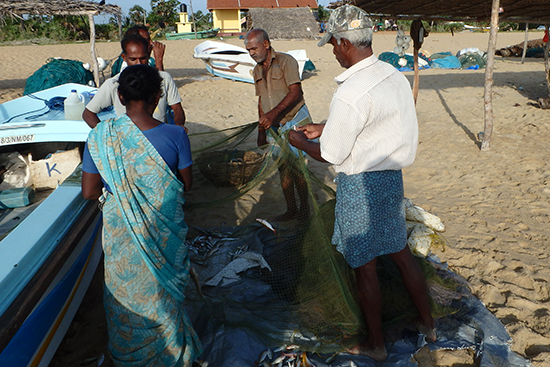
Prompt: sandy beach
<box><xmin>2</xmin><ymin>30</ymin><xmax>550</xmax><ymax>366</ymax></box>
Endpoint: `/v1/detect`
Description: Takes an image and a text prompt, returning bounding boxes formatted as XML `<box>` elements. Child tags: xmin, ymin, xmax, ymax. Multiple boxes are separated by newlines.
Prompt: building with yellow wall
<box><xmin>206</xmin><ymin>0</ymin><xmax>318</xmax><ymax>35</ymax></box>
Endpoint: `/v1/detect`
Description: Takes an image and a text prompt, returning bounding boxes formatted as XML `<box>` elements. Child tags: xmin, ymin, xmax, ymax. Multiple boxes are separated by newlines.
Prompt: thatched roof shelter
<box><xmin>0</xmin><ymin>0</ymin><xmax>123</xmax><ymax>87</ymax></box>
<box><xmin>329</xmin><ymin>0</ymin><xmax>550</xmax><ymax>22</ymax></box>
<box><xmin>0</xmin><ymin>0</ymin><xmax>121</xmax><ymax>18</ymax></box>
<box><xmin>247</xmin><ymin>8</ymin><xmax>320</xmax><ymax>39</ymax></box>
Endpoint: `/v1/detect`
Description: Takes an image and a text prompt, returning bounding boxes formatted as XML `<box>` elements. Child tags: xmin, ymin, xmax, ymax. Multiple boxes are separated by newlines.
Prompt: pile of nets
<box><xmin>24</xmin><ymin>58</ymin><xmax>94</xmax><ymax>95</ymax></box>
<box><xmin>182</xmin><ymin>122</ymin><xmax>464</xmax><ymax>361</ymax></box>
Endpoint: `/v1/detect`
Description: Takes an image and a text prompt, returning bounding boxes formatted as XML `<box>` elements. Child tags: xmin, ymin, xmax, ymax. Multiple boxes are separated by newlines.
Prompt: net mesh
<box><xmin>24</xmin><ymin>58</ymin><xmax>94</xmax><ymax>95</ymax></box>
<box><xmin>184</xmin><ymin>122</ymin><xmax>460</xmax><ymax>354</ymax></box>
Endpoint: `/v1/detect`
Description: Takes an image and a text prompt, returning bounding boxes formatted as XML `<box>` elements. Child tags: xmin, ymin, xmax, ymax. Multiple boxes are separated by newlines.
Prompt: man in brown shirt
<box><xmin>245</xmin><ymin>28</ymin><xmax>312</xmax><ymax>221</ymax></box>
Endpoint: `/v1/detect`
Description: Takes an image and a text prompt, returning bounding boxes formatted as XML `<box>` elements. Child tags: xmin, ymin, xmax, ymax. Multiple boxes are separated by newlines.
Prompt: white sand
<box><xmin>2</xmin><ymin>30</ymin><xmax>550</xmax><ymax>366</ymax></box>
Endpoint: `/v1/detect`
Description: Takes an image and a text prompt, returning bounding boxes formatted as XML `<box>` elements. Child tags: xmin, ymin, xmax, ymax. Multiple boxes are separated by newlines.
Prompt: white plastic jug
<box><xmin>64</xmin><ymin>89</ymin><xmax>85</xmax><ymax>120</ymax></box>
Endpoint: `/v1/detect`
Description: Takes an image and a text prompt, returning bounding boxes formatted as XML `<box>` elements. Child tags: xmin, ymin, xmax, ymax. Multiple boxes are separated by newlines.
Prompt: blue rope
<box><xmin>1</xmin><ymin>95</ymin><xmax>66</xmax><ymax>124</ymax></box>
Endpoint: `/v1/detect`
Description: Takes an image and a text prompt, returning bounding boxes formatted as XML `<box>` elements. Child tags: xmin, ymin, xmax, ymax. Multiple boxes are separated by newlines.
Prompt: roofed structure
<box><xmin>247</xmin><ymin>7</ymin><xmax>320</xmax><ymax>39</ymax></box>
<box><xmin>0</xmin><ymin>0</ymin><xmax>122</xmax><ymax>87</ymax></box>
<box><xmin>329</xmin><ymin>0</ymin><xmax>550</xmax><ymax>22</ymax></box>
<box><xmin>207</xmin><ymin>0</ymin><xmax>318</xmax><ymax>35</ymax></box>
<box><xmin>0</xmin><ymin>0</ymin><xmax>121</xmax><ymax>18</ymax></box>
<box><xmin>207</xmin><ymin>0</ymin><xmax>318</xmax><ymax>10</ymax></box>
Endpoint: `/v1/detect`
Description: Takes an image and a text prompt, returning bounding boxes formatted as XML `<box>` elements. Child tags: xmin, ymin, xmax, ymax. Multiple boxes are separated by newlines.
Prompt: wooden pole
<box><xmin>410</xmin><ymin>19</ymin><xmax>426</xmax><ymax>104</ymax></box>
<box><xmin>521</xmin><ymin>23</ymin><xmax>528</xmax><ymax>64</ymax></box>
<box><xmin>545</xmin><ymin>24</ymin><xmax>550</xmax><ymax>97</ymax></box>
<box><xmin>480</xmin><ymin>0</ymin><xmax>500</xmax><ymax>151</ymax></box>
<box><xmin>413</xmin><ymin>48</ymin><xmax>419</xmax><ymax>104</ymax></box>
<box><xmin>88</xmin><ymin>14</ymin><xmax>100</xmax><ymax>88</ymax></box>
<box><xmin>118</xmin><ymin>14</ymin><xmax>122</xmax><ymax>40</ymax></box>
<box><xmin>189</xmin><ymin>0</ymin><xmax>197</xmax><ymax>38</ymax></box>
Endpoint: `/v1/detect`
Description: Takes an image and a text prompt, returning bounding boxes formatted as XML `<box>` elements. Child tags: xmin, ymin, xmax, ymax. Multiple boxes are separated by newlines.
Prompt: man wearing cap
<box><xmin>244</xmin><ymin>28</ymin><xmax>312</xmax><ymax>221</ymax></box>
<box><xmin>289</xmin><ymin>5</ymin><xmax>435</xmax><ymax>361</ymax></box>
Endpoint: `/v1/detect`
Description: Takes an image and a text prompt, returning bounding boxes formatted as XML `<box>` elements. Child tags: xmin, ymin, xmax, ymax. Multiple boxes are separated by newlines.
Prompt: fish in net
<box><xmin>183</xmin><ymin>122</ymin><xmax>462</xmax><ymax>359</ymax></box>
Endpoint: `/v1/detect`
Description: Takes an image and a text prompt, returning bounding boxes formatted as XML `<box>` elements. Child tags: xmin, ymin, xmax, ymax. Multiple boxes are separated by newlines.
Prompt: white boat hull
<box><xmin>193</xmin><ymin>41</ymin><xmax>308</xmax><ymax>84</ymax></box>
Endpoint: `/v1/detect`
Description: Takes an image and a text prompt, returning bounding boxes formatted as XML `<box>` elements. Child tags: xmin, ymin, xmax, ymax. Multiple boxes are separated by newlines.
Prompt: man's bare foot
<box><xmin>274</xmin><ymin>210</ymin><xmax>298</xmax><ymax>222</ymax></box>
<box><xmin>415</xmin><ymin>320</ymin><xmax>437</xmax><ymax>342</ymax></box>
<box><xmin>347</xmin><ymin>344</ymin><xmax>387</xmax><ymax>361</ymax></box>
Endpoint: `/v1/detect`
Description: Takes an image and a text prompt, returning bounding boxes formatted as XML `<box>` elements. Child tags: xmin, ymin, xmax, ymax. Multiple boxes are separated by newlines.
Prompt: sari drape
<box><xmin>87</xmin><ymin>114</ymin><xmax>201</xmax><ymax>366</ymax></box>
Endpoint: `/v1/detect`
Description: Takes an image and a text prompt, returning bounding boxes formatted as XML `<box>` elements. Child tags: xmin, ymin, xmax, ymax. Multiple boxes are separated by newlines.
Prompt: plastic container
<box><xmin>64</xmin><ymin>89</ymin><xmax>85</xmax><ymax>120</ymax></box>
<box><xmin>80</xmin><ymin>91</ymin><xmax>95</xmax><ymax>105</ymax></box>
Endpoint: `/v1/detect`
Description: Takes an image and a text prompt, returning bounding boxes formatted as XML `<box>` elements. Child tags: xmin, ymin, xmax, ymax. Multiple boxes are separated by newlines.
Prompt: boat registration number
<box><xmin>0</xmin><ymin>134</ymin><xmax>35</xmax><ymax>145</ymax></box>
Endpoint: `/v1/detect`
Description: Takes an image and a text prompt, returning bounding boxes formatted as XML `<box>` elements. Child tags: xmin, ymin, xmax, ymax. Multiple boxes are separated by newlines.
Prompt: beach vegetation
<box><xmin>129</xmin><ymin>5</ymin><xmax>148</xmax><ymax>25</ymax></box>
<box><xmin>0</xmin><ymin>14</ymin><xmax>120</xmax><ymax>43</ymax></box>
<box><xmin>147</xmin><ymin>0</ymin><xmax>180</xmax><ymax>28</ymax></box>
<box><xmin>192</xmin><ymin>11</ymin><xmax>213</xmax><ymax>32</ymax></box>
<box><xmin>316</xmin><ymin>5</ymin><xmax>331</xmax><ymax>22</ymax></box>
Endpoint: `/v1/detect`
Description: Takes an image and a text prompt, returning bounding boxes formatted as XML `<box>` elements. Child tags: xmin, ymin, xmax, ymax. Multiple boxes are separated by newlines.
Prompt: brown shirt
<box><xmin>253</xmin><ymin>49</ymin><xmax>304</xmax><ymax>126</ymax></box>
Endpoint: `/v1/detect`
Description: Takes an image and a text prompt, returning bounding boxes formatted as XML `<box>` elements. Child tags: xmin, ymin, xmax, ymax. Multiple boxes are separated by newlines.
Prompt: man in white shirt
<box><xmin>289</xmin><ymin>5</ymin><xmax>435</xmax><ymax>362</ymax></box>
<box><xmin>83</xmin><ymin>34</ymin><xmax>185</xmax><ymax>128</ymax></box>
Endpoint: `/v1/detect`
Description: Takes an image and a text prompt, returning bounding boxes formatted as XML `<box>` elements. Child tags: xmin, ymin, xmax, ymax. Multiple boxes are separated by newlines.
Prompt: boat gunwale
<box><xmin>0</xmin><ymin>199</ymin><xmax>99</xmax><ymax>353</ymax></box>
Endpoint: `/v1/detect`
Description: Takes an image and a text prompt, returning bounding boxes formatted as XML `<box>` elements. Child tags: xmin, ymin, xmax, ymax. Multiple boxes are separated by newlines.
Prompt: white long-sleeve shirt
<box><xmin>320</xmin><ymin>55</ymin><xmax>418</xmax><ymax>175</ymax></box>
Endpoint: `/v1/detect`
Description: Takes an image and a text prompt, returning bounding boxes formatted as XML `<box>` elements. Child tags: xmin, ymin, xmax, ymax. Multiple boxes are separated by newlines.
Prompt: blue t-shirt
<box><xmin>82</xmin><ymin>123</ymin><xmax>192</xmax><ymax>191</ymax></box>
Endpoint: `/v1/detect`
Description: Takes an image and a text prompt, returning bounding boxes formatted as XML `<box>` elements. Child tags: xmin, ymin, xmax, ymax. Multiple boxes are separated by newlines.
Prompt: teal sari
<box><xmin>87</xmin><ymin>114</ymin><xmax>202</xmax><ymax>366</ymax></box>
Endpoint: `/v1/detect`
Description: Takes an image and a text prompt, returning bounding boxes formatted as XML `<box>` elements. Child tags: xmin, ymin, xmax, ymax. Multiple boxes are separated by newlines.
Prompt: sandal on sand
<box><xmin>347</xmin><ymin>345</ymin><xmax>388</xmax><ymax>362</ymax></box>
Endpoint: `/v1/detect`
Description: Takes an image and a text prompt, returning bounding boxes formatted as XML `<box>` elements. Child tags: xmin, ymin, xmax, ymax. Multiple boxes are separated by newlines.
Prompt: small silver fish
<box><xmin>256</xmin><ymin>218</ymin><xmax>276</xmax><ymax>233</ymax></box>
<box><xmin>273</xmin><ymin>345</ymin><xmax>286</xmax><ymax>353</ymax></box>
<box><xmin>259</xmin><ymin>349</ymin><xmax>270</xmax><ymax>363</ymax></box>
<box><xmin>272</xmin><ymin>355</ymin><xmax>285</xmax><ymax>365</ymax></box>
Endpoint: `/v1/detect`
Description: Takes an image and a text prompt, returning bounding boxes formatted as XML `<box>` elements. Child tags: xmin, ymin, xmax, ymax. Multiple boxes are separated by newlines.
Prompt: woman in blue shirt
<box><xmin>82</xmin><ymin>64</ymin><xmax>202</xmax><ymax>367</ymax></box>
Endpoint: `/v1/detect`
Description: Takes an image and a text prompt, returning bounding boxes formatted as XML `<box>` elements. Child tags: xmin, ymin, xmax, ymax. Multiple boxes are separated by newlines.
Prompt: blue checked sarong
<box><xmin>87</xmin><ymin>114</ymin><xmax>202</xmax><ymax>367</ymax></box>
<box><xmin>333</xmin><ymin>170</ymin><xmax>407</xmax><ymax>268</ymax></box>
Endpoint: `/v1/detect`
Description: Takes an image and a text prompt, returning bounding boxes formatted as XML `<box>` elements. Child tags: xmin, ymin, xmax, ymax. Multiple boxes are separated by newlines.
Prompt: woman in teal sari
<box><xmin>82</xmin><ymin>64</ymin><xmax>202</xmax><ymax>367</ymax></box>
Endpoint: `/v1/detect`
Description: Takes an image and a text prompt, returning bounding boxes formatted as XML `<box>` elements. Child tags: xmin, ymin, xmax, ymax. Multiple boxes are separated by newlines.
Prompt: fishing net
<box><xmin>24</xmin><ymin>58</ymin><xmax>94</xmax><ymax>95</ymax></box>
<box><xmin>183</xmin><ymin>122</ymin><xmax>461</xmax><ymax>357</ymax></box>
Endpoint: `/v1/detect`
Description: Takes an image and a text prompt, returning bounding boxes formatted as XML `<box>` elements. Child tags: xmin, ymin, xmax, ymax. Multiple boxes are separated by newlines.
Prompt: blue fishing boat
<box><xmin>0</xmin><ymin>83</ymin><xmax>115</xmax><ymax>367</ymax></box>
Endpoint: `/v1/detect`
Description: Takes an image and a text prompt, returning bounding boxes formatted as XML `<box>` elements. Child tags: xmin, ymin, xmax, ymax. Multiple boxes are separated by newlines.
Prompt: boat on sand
<box><xmin>0</xmin><ymin>83</ymin><xmax>116</xmax><ymax>367</ymax></box>
<box><xmin>193</xmin><ymin>40</ymin><xmax>309</xmax><ymax>83</ymax></box>
<box><xmin>166</xmin><ymin>28</ymin><xmax>220</xmax><ymax>40</ymax></box>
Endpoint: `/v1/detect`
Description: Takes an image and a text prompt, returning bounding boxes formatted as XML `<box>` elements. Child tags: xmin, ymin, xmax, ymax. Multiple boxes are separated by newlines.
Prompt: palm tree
<box><xmin>129</xmin><ymin>5</ymin><xmax>148</xmax><ymax>25</ymax></box>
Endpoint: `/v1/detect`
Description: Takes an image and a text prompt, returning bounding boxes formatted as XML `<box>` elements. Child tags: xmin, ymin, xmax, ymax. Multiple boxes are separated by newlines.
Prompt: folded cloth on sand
<box><xmin>333</xmin><ymin>170</ymin><xmax>407</xmax><ymax>268</ymax></box>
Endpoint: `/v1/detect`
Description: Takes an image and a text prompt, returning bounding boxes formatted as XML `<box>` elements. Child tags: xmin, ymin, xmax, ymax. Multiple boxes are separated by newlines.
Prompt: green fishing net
<box><xmin>24</xmin><ymin>58</ymin><xmax>94</xmax><ymax>95</ymax></box>
<box><xmin>183</xmin><ymin>122</ymin><xmax>461</xmax><ymax>353</ymax></box>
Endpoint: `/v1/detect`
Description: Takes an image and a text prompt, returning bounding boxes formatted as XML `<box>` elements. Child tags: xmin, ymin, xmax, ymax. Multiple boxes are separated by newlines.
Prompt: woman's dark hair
<box><xmin>118</xmin><ymin>64</ymin><xmax>162</xmax><ymax>106</ymax></box>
